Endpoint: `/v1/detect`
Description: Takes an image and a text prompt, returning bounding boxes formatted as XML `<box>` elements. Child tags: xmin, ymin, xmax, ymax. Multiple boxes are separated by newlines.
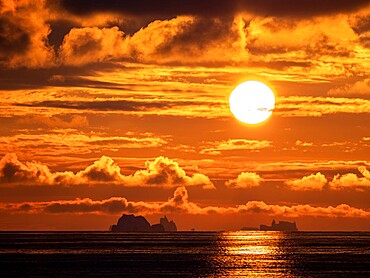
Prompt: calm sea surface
<box><xmin>0</xmin><ymin>231</ymin><xmax>369</xmax><ymax>277</ymax></box>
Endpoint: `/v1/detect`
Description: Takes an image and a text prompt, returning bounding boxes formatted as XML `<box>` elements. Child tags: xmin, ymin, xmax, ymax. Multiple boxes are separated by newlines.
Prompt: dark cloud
<box><xmin>59</xmin><ymin>0</ymin><xmax>235</xmax><ymax>17</ymax></box>
<box><xmin>0</xmin><ymin>18</ymin><xmax>30</xmax><ymax>60</ymax></box>
<box><xmin>351</xmin><ymin>15</ymin><xmax>370</xmax><ymax>34</ymax></box>
<box><xmin>60</xmin><ymin>0</ymin><xmax>370</xmax><ymax>18</ymax></box>
<box><xmin>156</xmin><ymin>17</ymin><xmax>236</xmax><ymax>54</ymax></box>
<box><xmin>0</xmin><ymin>63</ymin><xmax>125</xmax><ymax>90</ymax></box>
<box><xmin>0</xmin><ymin>0</ymin><xmax>55</xmax><ymax>68</ymax></box>
<box><xmin>350</xmin><ymin>14</ymin><xmax>370</xmax><ymax>48</ymax></box>
<box><xmin>0</xmin><ymin>153</ymin><xmax>53</xmax><ymax>184</ymax></box>
<box><xmin>15</xmin><ymin>99</ymin><xmax>214</xmax><ymax>112</ymax></box>
<box><xmin>17</xmin><ymin>100</ymin><xmax>171</xmax><ymax>111</ymax></box>
<box><xmin>47</xmin><ymin>19</ymin><xmax>80</xmax><ymax>50</ymax></box>
<box><xmin>249</xmin><ymin>61</ymin><xmax>313</xmax><ymax>70</ymax></box>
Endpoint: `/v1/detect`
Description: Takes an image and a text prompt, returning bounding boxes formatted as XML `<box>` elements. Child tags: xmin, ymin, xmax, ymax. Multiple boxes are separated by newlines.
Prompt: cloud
<box><xmin>11</xmin><ymin>93</ymin><xmax>370</xmax><ymax>120</ymax></box>
<box><xmin>225</xmin><ymin>172</ymin><xmax>263</xmax><ymax>189</ymax></box>
<box><xmin>0</xmin><ymin>153</ymin><xmax>55</xmax><ymax>184</ymax></box>
<box><xmin>1</xmin><ymin>186</ymin><xmax>369</xmax><ymax>218</ymax></box>
<box><xmin>330</xmin><ymin>167</ymin><xmax>370</xmax><ymax>190</ymax></box>
<box><xmin>1</xmin><ymin>0</ymin><xmax>369</xmax><ymax>70</ymax></box>
<box><xmin>187</xmin><ymin>160</ymin><xmax>370</xmax><ymax>182</ymax></box>
<box><xmin>59</xmin><ymin>26</ymin><xmax>125</xmax><ymax>66</ymax></box>
<box><xmin>17</xmin><ymin>100</ymin><xmax>173</xmax><ymax>111</ymax></box>
<box><xmin>359</xmin><ymin>166</ymin><xmax>370</xmax><ymax>179</ymax></box>
<box><xmin>275</xmin><ymin>96</ymin><xmax>370</xmax><ymax>117</ymax></box>
<box><xmin>0</xmin><ymin>153</ymin><xmax>214</xmax><ymax>189</ymax></box>
<box><xmin>234</xmin><ymin>201</ymin><xmax>370</xmax><ymax>218</ymax></box>
<box><xmin>201</xmin><ymin>139</ymin><xmax>272</xmax><ymax>155</ymax></box>
<box><xmin>13</xmin><ymin>97</ymin><xmax>226</xmax><ymax>119</ymax></box>
<box><xmin>58</xmin><ymin>16</ymin><xmax>247</xmax><ymax>66</ymax></box>
<box><xmin>4</xmin><ymin>196</ymin><xmax>131</xmax><ymax>214</ymax></box>
<box><xmin>295</xmin><ymin>140</ymin><xmax>313</xmax><ymax>147</ymax></box>
<box><xmin>0</xmin><ymin>63</ymin><xmax>121</xmax><ymax>90</ymax></box>
<box><xmin>0</xmin><ymin>0</ymin><xmax>55</xmax><ymax>67</ymax></box>
<box><xmin>18</xmin><ymin>115</ymin><xmax>89</xmax><ymax>128</ymax></box>
<box><xmin>0</xmin><ymin>130</ymin><xmax>167</xmax><ymax>157</ymax></box>
<box><xmin>55</xmin><ymin>11</ymin><xmax>367</xmax><ymax>68</ymax></box>
<box><xmin>327</xmin><ymin>78</ymin><xmax>370</xmax><ymax>96</ymax></box>
<box><xmin>285</xmin><ymin>172</ymin><xmax>328</xmax><ymax>191</ymax></box>
<box><xmin>350</xmin><ymin>11</ymin><xmax>370</xmax><ymax>48</ymax></box>
<box><xmin>121</xmin><ymin>156</ymin><xmax>215</xmax><ymax>189</ymax></box>
<box><xmin>60</xmin><ymin>0</ymin><xmax>370</xmax><ymax>18</ymax></box>
<box><xmin>284</xmin><ymin>168</ymin><xmax>370</xmax><ymax>191</ymax></box>
<box><xmin>76</xmin><ymin>156</ymin><xmax>124</xmax><ymax>182</ymax></box>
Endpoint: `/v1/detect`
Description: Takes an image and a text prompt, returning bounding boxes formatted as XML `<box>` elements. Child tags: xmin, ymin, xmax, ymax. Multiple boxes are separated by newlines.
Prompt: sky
<box><xmin>0</xmin><ymin>0</ymin><xmax>370</xmax><ymax>231</ymax></box>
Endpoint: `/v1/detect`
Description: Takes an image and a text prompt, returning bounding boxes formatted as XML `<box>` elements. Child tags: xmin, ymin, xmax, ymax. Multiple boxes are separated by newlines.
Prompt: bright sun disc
<box><xmin>229</xmin><ymin>81</ymin><xmax>275</xmax><ymax>125</ymax></box>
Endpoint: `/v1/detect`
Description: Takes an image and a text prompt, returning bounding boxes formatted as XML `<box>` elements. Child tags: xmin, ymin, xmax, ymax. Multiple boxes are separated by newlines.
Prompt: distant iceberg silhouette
<box><xmin>160</xmin><ymin>215</ymin><xmax>177</xmax><ymax>231</ymax></box>
<box><xmin>260</xmin><ymin>220</ymin><xmax>298</xmax><ymax>232</ymax></box>
<box><xmin>110</xmin><ymin>214</ymin><xmax>177</xmax><ymax>232</ymax></box>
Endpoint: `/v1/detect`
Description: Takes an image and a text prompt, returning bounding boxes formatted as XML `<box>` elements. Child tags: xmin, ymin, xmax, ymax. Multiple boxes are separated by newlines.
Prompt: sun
<box><xmin>229</xmin><ymin>81</ymin><xmax>275</xmax><ymax>125</ymax></box>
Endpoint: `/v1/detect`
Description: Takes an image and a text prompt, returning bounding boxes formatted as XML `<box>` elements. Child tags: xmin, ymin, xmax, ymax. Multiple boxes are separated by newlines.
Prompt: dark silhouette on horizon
<box><xmin>260</xmin><ymin>220</ymin><xmax>298</xmax><ymax>232</ymax></box>
<box><xmin>110</xmin><ymin>214</ymin><xmax>177</xmax><ymax>232</ymax></box>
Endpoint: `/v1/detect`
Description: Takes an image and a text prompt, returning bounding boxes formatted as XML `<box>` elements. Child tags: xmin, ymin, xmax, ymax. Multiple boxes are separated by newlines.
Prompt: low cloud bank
<box><xmin>0</xmin><ymin>153</ymin><xmax>214</xmax><ymax>189</ymax></box>
<box><xmin>1</xmin><ymin>186</ymin><xmax>368</xmax><ymax>218</ymax></box>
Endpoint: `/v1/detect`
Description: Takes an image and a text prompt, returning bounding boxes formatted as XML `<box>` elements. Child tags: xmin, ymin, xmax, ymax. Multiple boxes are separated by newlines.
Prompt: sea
<box><xmin>0</xmin><ymin>231</ymin><xmax>369</xmax><ymax>277</ymax></box>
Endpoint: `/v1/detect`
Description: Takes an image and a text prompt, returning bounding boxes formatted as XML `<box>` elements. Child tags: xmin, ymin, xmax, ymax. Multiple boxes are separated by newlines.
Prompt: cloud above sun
<box><xmin>60</xmin><ymin>0</ymin><xmax>369</xmax><ymax>18</ymax></box>
<box><xmin>0</xmin><ymin>0</ymin><xmax>369</xmax><ymax>72</ymax></box>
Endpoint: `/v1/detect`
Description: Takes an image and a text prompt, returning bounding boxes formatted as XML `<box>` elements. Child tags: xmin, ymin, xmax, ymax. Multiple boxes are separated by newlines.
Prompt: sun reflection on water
<box><xmin>212</xmin><ymin>231</ymin><xmax>298</xmax><ymax>277</ymax></box>
<box><xmin>222</xmin><ymin>231</ymin><xmax>282</xmax><ymax>255</ymax></box>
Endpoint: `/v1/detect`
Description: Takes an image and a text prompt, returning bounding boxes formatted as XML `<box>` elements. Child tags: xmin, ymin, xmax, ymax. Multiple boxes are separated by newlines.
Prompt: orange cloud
<box><xmin>244</xmin><ymin>14</ymin><xmax>370</xmax><ymax>81</ymax></box>
<box><xmin>121</xmin><ymin>156</ymin><xmax>215</xmax><ymax>189</ymax></box>
<box><xmin>330</xmin><ymin>167</ymin><xmax>370</xmax><ymax>190</ymax></box>
<box><xmin>59</xmin><ymin>26</ymin><xmax>125</xmax><ymax>66</ymax></box>
<box><xmin>234</xmin><ymin>201</ymin><xmax>369</xmax><ymax>218</ymax></box>
<box><xmin>225</xmin><ymin>172</ymin><xmax>263</xmax><ymax>189</ymax></box>
<box><xmin>359</xmin><ymin>166</ymin><xmax>370</xmax><ymax>179</ymax></box>
<box><xmin>0</xmin><ymin>0</ymin><xmax>54</xmax><ymax>68</ymax></box>
<box><xmin>200</xmin><ymin>139</ymin><xmax>272</xmax><ymax>155</ymax></box>
<box><xmin>18</xmin><ymin>115</ymin><xmax>89</xmax><ymax>128</ymax></box>
<box><xmin>0</xmin><ymin>153</ymin><xmax>55</xmax><ymax>184</ymax></box>
<box><xmin>275</xmin><ymin>96</ymin><xmax>370</xmax><ymax>117</ymax></box>
<box><xmin>76</xmin><ymin>156</ymin><xmax>124</xmax><ymax>182</ymax></box>
<box><xmin>5</xmin><ymin>88</ymin><xmax>370</xmax><ymax>120</ymax></box>
<box><xmin>0</xmin><ymin>130</ymin><xmax>167</xmax><ymax>157</ymax></box>
<box><xmin>58</xmin><ymin>16</ymin><xmax>247</xmax><ymax>66</ymax></box>
<box><xmin>328</xmin><ymin>78</ymin><xmax>370</xmax><ymax>96</ymax></box>
<box><xmin>295</xmin><ymin>140</ymin><xmax>314</xmax><ymax>147</ymax></box>
<box><xmin>1</xmin><ymin>0</ymin><xmax>369</xmax><ymax>76</ymax></box>
<box><xmin>0</xmin><ymin>154</ymin><xmax>214</xmax><ymax>189</ymax></box>
<box><xmin>1</xmin><ymin>186</ymin><xmax>369</xmax><ymax>218</ymax></box>
<box><xmin>285</xmin><ymin>172</ymin><xmax>328</xmax><ymax>191</ymax></box>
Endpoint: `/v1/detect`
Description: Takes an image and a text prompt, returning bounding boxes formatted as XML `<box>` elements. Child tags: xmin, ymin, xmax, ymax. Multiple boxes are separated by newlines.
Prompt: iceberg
<box><xmin>260</xmin><ymin>219</ymin><xmax>298</xmax><ymax>232</ymax></box>
<box><xmin>110</xmin><ymin>214</ymin><xmax>177</xmax><ymax>232</ymax></box>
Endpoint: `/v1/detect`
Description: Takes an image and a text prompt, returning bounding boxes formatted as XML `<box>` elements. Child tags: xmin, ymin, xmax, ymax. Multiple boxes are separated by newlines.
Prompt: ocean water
<box><xmin>0</xmin><ymin>231</ymin><xmax>369</xmax><ymax>277</ymax></box>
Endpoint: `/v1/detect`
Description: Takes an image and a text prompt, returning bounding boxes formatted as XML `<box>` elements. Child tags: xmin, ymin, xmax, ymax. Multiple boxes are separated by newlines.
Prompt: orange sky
<box><xmin>0</xmin><ymin>0</ymin><xmax>370</xmax><ymax>231</ymax></box>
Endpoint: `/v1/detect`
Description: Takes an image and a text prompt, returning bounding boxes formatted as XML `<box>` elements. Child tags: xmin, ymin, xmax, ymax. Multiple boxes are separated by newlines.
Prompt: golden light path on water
<box><xmin>214</xmin><ymin>231</ymin><xmax>295</xmax><ymax>277</ymax></box>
